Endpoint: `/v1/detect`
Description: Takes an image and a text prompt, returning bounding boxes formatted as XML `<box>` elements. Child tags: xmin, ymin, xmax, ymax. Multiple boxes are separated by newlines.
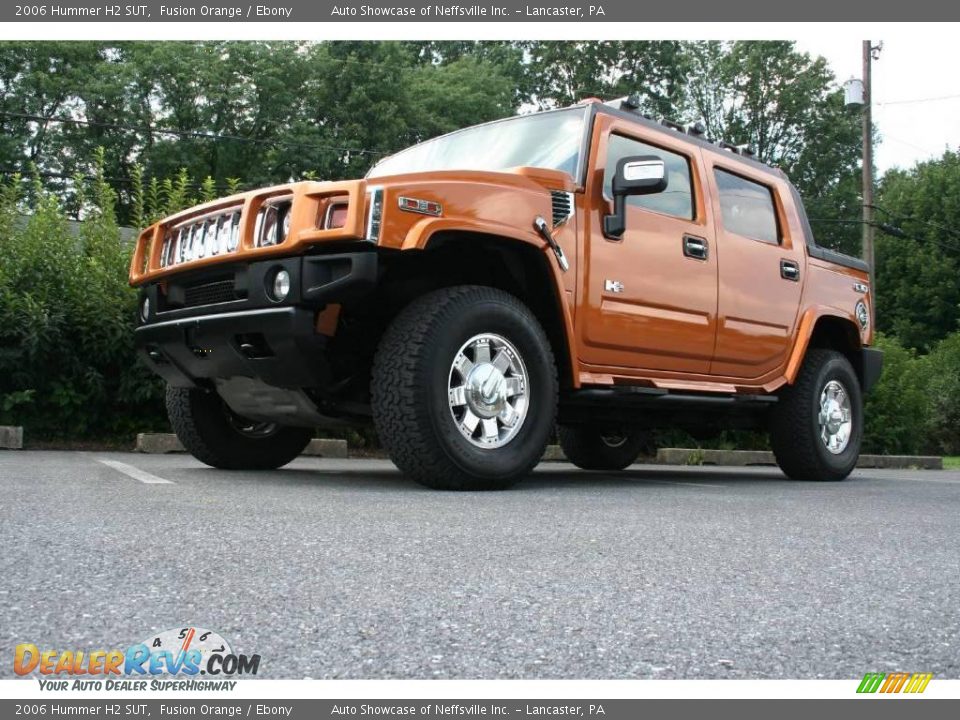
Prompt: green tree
<box><xmin>681</xmin><ymin>41</ymin><xmax>862</xmax><ymax>255</ymax></box>
<box><xmin>519</xmin><ymin>41</ymin><xmax>687</xmax><ymax>116</ymax></box>
<box><xmin>874</xmin><ymin>151</ymin><xmax>960</xmax><ymax>350</ymax></box>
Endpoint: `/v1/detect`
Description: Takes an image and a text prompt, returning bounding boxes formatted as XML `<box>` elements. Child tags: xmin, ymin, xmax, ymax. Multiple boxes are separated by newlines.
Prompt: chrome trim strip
<box><xmin>138</xmin><ymin>306</ymin><xmax>297</xmax><ymax>332</ymax></box>
<box><xmin>365</xmin><ymin>186</ymin><xmax>384</xmax><ymax>243</ymax></box>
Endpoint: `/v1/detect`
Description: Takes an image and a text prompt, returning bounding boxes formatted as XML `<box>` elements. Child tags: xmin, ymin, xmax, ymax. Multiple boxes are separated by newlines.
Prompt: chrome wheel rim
<box><xmin>448</xmin><ymin>333</ymin><xmax>529</xmax><ymax>449</ymax></box>
<box><xmin>600</xmin><ymin>432</ymin><xmax>628</xmax><ymax>448</ymax></box>
<box><xmin>818</xmin><ymin>379</ymin><xmax>853</xmax><ymax>455</ymax></box>
<box><xmin>224</xmin><ymin>407</ymin><xmax>278</xmax><ymax>439</ymax></box>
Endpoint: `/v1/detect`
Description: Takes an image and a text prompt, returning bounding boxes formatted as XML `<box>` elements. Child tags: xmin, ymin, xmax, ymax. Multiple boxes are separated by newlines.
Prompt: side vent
<box><xmin>551</xmin><ymin>191</ymin><xmax>574</xmax><ymax>228</ymax></box>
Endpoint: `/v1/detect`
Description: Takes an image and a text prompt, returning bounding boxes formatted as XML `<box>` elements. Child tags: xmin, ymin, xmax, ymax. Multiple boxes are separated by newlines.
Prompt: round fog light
<box><xmin>272</xmin><ymin>269</ymin><xmax>291</xmax><ymax>301</ymax></box>
<box><xmin>140</xmin><ymin>297</ymin><xmax>150</xmax><ymax>322</ymax></box>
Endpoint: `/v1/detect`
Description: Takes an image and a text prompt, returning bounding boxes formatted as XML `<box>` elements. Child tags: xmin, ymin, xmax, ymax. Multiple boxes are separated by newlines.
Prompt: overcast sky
<box><xmin>796</xmin><ymin>38</ymin><xmax>958</xmax><ymax>175</ymax></box>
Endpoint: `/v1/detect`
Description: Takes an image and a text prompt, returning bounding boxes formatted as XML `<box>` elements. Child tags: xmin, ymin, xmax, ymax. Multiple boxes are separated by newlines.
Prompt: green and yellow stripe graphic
<box><xmin>857</xmin><ymin>672</ymin><xmax>933</xmax><ymax>694</ymax></box>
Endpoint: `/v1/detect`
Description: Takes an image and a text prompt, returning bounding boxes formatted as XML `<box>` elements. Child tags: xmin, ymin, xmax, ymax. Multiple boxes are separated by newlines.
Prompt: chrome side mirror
<box><xmin>603</xmin><ymin>155</ymin><xmax>668</xmax><ymax>239</ymax></box>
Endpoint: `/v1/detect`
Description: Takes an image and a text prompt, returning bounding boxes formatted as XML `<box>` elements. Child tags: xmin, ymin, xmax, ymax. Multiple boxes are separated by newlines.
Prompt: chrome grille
<box><xmin>160</xmin><ymin>207</ymin><xmax>242</xmax><ymax>269</ymax></box>
<box><xmin>551</xmin><ymin>191</ymin><xmax>574</xmax><ymax>227</ymax></box>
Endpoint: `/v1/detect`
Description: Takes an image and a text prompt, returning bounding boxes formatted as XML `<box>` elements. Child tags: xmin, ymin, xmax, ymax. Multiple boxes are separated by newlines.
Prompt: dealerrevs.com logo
<box><xmin>15</xmin><ymin>626</ymin><xmax>260</xmax><ymax>691</ymax></box>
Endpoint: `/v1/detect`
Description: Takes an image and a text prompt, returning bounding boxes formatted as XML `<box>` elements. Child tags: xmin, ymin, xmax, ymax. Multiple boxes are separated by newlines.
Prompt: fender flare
<box><xmin>785</xmin><ymin>305</ymin><xmax>862</xmax><ymax>385</ymax></box>
<box><xmin>401</xmin><ymin>217</ymin><xmax>581</xmax><ymax>389</ymax></box>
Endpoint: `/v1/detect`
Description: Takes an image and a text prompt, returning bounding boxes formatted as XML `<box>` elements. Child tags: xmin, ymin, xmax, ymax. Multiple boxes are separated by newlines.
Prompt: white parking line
<box><xmin>95</xmin><ymin>458</ymin><xmax>174</xmax><ymax>484</ymax></box>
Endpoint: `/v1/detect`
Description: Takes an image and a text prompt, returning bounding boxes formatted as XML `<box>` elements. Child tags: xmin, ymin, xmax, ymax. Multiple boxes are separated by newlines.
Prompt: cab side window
<box><xmin>603</xmin><ymin>134</ymin><xmax>694</xmax><ymax>220</ymax></box>
<box><xmin>714</xmin><ymin>169</ymin><xmax>780</xmax><ymax>244</ymax></box>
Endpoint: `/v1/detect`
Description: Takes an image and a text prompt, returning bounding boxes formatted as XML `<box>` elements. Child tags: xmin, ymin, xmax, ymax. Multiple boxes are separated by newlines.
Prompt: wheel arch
<box><xmin>378</xmin><ymin>229</ymin><xmax>577</xmax><ymax>389</ymax></box>
<box><xmin>786</xmin><ymin>308</ymin><xmax>865</xmax><ymax>388</ymax></box>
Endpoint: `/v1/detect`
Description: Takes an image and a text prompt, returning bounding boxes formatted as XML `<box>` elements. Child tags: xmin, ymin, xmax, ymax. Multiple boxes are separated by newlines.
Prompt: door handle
<box><xmin>780</xmin><ymin>259</ymin><xmax>800</xmax><ymax>281</ymax></box>
<box><xmin>683</xmin><ymin>235</ymin><xmax>709</xmax><ymax>260</ymax></box>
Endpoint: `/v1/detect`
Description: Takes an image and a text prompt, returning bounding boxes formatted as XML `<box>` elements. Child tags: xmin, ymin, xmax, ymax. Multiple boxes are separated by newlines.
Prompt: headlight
<box><xmin>323</xmin><ymin>202</ymin><xmax>348</xmax><ymax>229</ymax></box>
<box><xmin>366</xmin><ymin>187</ymin><xmax>383</xmax><ymax>243</ymax></box>
<box><xmin>256</xmin><ymin>200</ymin><xmax>293</xmax><ymax>247</ymax></box>
<box><xmin>271</xmin><ymin>269</ymin><xmax>291</xmax><ymax>301</ymax></box>
<box><xmin>259</xmin><ymin>205</ymin><xmax>279</xmax><ymax>247</ymax></box>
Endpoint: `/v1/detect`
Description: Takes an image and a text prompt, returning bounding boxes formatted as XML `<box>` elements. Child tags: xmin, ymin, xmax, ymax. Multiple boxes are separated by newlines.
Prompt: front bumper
<box><xmin>136</xmin><ymin>251</ymin><xmax>377</xmax><ymax>388</ymax></box>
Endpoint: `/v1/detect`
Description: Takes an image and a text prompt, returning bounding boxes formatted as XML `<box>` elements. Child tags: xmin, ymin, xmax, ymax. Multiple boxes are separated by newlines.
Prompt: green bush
<box><xmin>924</xmin><ymin>333</ymin><xmax>960</xmax><ymax>455</ymax></box>
<box><xmin>0</xmin><ymin>159</ymin><xmax>166</xmax><ymax>440</ymax></box>
<box><xmin>862</xmin><ymin>335</ymin><xmax>931</xmax><ymax>455</ymax></box>
<box><xmin>862</xmin><ymin>332</ymin><xmax>960</xmax><ymax>456</ymax></box>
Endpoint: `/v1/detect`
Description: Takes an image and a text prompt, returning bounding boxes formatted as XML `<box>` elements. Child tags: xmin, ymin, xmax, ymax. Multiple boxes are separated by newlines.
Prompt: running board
<box><xmin>563</xmin><ymin>387</ymin><xmax>778</xmax><ymax>408</ymax></box>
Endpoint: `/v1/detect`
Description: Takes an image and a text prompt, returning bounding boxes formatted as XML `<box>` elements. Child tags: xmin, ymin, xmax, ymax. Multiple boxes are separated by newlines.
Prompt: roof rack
<box><xmin>602</xmin><ymin>96</ymin><xmax>762</xmax><ymax>165</ymax></box>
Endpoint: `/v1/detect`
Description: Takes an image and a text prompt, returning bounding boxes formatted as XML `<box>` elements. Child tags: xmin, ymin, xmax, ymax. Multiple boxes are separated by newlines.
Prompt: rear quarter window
<box><xmin>714</xmin><ymin>168</ymin><xmax>780</xmax><ymax>244</ymax></box>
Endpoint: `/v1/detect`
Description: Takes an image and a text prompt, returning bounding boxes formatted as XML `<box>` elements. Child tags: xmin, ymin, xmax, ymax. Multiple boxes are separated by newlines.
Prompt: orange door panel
<box><xmin>579</xmin><ymin>117</ymin><xmax>718</xmax><ymax>374</ymax></box>
<box><xmin>708</xmin><ymin>163</ymin><xmax>804</xmax><ymax>379</ymax></box>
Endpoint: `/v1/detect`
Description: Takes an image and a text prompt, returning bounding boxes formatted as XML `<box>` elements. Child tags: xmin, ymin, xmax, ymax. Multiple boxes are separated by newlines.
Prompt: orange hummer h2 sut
<box><xmin>130</xmin><ymin>98</ymin><xmax>882</xmax><ymax>490</ymax></box>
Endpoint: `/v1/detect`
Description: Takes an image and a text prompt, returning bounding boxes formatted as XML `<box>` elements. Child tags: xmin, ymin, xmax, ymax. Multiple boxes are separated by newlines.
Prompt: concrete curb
<box><xmin>135</xmin><ymin>433</ymin><xmax>348</xmax><ymax>459</ymax></box>
<box><xmin>303</xmin><ymin>438</ymin><xmax>348</xmax><ymax>458</ymax></box>
<box><xmin>655</xmin><ymin>447</ymin><xmax>943</xmax><ymax>470</ymax></box>
<box><xmin>0</xmin><ymin>426</ymin><xmax>23</xmax><ymax>449</ymax></box>
<box><xmin>542</xmin><ymin>444</ymin><xmax>566</xmax><ymax>462</ymax></box>
<box><xmin>136</xmin><ymin>433</ymin><xmax>184</xmax><ymax>453</ymax></box>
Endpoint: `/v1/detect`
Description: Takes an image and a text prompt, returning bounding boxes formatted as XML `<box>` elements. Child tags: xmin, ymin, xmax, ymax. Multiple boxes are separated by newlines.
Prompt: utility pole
<box><xmin>861</xmin><ymin>41</ymin><xmax>881</xmax><ymax>291</ymax></box>
<box><xmin>845</xmin><ymin>42</ymin><xmax>882</xmax><ymax>292</ymax></box>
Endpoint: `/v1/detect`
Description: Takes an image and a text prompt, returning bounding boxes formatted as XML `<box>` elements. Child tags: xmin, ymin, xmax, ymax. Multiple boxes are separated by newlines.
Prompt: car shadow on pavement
<box><xmin>169</xmin><ymin>463</ymin><xmax>795</xmax><ymax>492</ymax></box>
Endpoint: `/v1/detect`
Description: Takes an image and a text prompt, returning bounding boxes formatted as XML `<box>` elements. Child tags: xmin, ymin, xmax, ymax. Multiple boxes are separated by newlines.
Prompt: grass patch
<box><xmin>944</xmin><ymin>456</ymin><xmax>960</xmax><ymax>470</ymax></box>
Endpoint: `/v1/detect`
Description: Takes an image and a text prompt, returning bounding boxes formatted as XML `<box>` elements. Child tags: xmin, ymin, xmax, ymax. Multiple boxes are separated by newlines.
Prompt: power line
<box><xmin>0</xmin><ymin>111</ymin><xmax>391</xmax><ymax>157</ymax></box>
<box><xmin>878</xmin><ymin>93</ymin><xmax>960</xmax><ymax>106</ymax></box>
<box><xmin>809</xmin><ymin>216</ymin><xmax>960</xmax><ymax>256</ymax></box>
<box><xmin>869</xmin><ymin>204</ymin><xmax>960</xmax><ymax>243</ymax></box>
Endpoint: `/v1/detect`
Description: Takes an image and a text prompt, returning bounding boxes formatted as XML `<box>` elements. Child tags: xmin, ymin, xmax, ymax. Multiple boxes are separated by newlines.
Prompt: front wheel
<box><xmin>770</xmin><ymin>349</ymin><xmax>863</xmax><ymax>481</ymax></box>
<box><xmin>558</xmin><ymin>425</ymin><xmax>651</xmax><ymax>471</ymax></box>
<box><xmin>166</xmin><ymin>386</ymin><xmax>313</xmax><ymax>470</ymax></box>
<box><xmin>371</xmin><ymin>286</ymin><xmax>558</xmax><ymax>490</ymax></box>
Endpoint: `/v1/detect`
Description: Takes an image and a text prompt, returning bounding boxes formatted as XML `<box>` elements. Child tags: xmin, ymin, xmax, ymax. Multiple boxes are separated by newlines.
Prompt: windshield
<box><xmin>366</xmin><ymin>107</ymin><xmax>589</xmax><ymax>180</ymax></box>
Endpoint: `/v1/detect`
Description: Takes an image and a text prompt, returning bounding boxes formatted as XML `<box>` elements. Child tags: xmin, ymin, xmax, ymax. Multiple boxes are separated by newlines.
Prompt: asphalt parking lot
<box><xmin>2</xmin><ymin>451</ymin><xmax>959</xmax><ymax>679</ymax></box>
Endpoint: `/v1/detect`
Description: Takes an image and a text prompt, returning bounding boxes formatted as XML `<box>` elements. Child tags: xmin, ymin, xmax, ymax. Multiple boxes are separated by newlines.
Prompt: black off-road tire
<box><xmin>558</xmin><ymin>425</ymin><xmax>651</xmax><ymax>471</ymax></box>
<box><xmin>165</xmin><ymin>386</ymin><xmax>313</xmax><ymax>470</ymax></box>
<box><xmin>371</xmin><ymin>285</ymin><xmax>558</xmax><ymax>490</ymax></box>
<box><xmin>770</xmin><ymin>349</ymin><xmax>863</xmax><ymax>481</ymax></box>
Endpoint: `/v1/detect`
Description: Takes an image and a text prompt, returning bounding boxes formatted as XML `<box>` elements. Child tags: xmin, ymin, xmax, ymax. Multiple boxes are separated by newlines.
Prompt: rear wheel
<box><xmin>770</xmin><ymin>349</ymin><xmax>863</xmax><ymax>481</ymax></box>
<box><xmin>165</xmin><ymin>386</ymin><xmax>313</xmax><ymax>470</ymax></box>
<box><xmin>558</xmin><ymin>425</ymin><xmax>651</xmax><ymax>471</ymax></box>
<box><xmin>371</xmin><ymin>285</ymin><xmax>557</xmax><ymax>490</ymax></box>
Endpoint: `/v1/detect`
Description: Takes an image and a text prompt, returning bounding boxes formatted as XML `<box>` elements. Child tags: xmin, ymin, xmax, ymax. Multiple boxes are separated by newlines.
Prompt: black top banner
<box><xmin>5</xmin><ymin>0</ymin><xmax>959</xmax><ymax>22</ymax></box>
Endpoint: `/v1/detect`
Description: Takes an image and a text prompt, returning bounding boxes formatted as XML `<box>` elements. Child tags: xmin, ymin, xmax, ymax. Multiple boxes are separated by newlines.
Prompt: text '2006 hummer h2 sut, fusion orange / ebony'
<box><xmin>130</xmin><ymin>97</ymin><xmax>883</xmax><ymax>490</ymax></box>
